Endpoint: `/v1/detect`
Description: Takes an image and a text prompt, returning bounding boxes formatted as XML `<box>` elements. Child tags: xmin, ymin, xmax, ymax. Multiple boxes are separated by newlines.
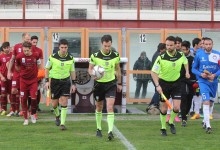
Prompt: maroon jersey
<box><xmin>32</xmin><ymin>46</ymin><xmax>43</xmax><ymax>59</ymax></box>
<box><xmin>13</xmin><ymin>43</ymin><xmax>23</xmax><ymax>56</ymax></box>
<box><xmin>0</xmin><ymin>52</ymin><xmax>12</xmax><ymax>77</ymax></box>
<box><xmin>13</xmin><ymin>43</ymin><xmax>23</xmax><ymax>78</ymax></box>
<box><xmin>15</xmin><ymin>52</ymin><xmax>39</xmax><ymax>82</ymax></box>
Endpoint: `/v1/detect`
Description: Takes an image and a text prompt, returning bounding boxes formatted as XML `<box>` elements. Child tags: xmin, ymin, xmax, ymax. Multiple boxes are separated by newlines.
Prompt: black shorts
<box><xmin>50</xmin><ymin>77</ymin><xmax>71</xmax><ymax>99</ymax></box>
<box><xmin>93</xmin><ymin>80</ymin><xmax>117</xmax><ymax>102</ymax></box>
<box><xmin>159</xmin><ymin>78</ymin><xmax>181</xmax><ymax>101</ymax></box>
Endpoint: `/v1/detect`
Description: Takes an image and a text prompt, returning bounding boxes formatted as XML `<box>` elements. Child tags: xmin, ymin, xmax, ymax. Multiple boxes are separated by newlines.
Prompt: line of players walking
<box><xmin>149</xmin><ymin>36</ymin><xmax>220</xmax><ymax>135</ymax></box>
<box><xmin>0</xmin><ymin>33</ymin><xmax>44</xmax><ymax>125</ymax></box>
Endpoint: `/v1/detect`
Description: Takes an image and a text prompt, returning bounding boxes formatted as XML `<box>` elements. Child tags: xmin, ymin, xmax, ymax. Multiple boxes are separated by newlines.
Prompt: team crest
<box><xmin>2</xmin><ymin>58</ymin><xmax>6</xmax><ymax>62</ymax></box>
<box><xmin>209</xmin><ymin>53</ymin><xmax>219</xmax><ymax>63</ymax></box>
<box><xmin>105</xmin><ymin>61</ymin><xmax>109</xmax><ymax>66</ymax></box>
<box><xmin>61</xmin><ymin>62</ymin><xmax>64</xmax><ymax>66</ymax></box>
<box><xmin>201</xmin><ymin>57</ymin><xmax>206</xmax><ymax>62</ymax></box>
<box><xmin>213</xmin><ymin>55</ymin><xmax>217</xmax><ymax>60</ymax></box>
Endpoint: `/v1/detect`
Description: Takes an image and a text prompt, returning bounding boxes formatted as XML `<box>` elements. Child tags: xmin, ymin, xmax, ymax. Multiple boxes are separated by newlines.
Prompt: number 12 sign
<box><xmin>139</xmin><ymin>34</ymin><xmax>146</xmax><ymax>43</ymax></box>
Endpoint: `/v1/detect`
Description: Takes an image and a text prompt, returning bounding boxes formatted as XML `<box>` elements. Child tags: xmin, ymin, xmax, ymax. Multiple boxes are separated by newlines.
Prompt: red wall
<box><xmin>1</xmin><ymin>19</ymin><xmax>220</xmax><ymax>29</ymax></box>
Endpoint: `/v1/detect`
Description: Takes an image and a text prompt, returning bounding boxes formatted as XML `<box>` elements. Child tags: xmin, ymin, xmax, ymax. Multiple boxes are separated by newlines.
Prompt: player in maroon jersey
<box><xmin>27</xmin><ymin>35</ymin><xmax>44</xmax><ymax>116</ymax></box>
<box><xmin>0</xmin><ymin>42</ymin><xmax>13</xmax><ymax>116</ymax></box>
<box><xmin>7</xmin><ymin>32</ymin><xmax>31</xmax><ymax>116</ymax></box>
<box><xmin>15</xmin><ymin>41</ymin><xmax>41</xmax><ymax>125</ymax></box>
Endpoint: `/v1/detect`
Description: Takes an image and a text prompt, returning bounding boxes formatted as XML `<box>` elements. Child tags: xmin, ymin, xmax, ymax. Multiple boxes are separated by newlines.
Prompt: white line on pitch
<box><xmin>113</xmin><ymin>125</ymin><xmax>136</xmax><ymax>150</ymax></box>
<box><xmin>104</xmin><ymin>119</ymin><xmax>136</xmax><ymax>150</ymax></box>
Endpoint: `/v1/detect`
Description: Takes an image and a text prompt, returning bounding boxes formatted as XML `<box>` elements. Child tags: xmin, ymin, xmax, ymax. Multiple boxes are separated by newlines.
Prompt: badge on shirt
<box><xmin>172</xmin><ymin>62</ymin><xmax>176</xmax><ymax>67</ymax></box>
<box><xmin>2</xmin><ymin>58</ymin><xmax>6</xmax><ymax>62</ymax></box>
<box><xmin>22</xmin><ymin>58</ymin><xmax>25</xmax><ymax>63</ymax></box>
<box><xmin>18</xmin><ymin>48</ymin><xmax>22</xmax><ymax>53</ymax></box>
<box><xmin>153</xmin><ymin>65</ymin><xmax>159</xmax><ymax>71</ymax></box>
<box><xmin>105</xmin><ymin>61</ymin><xmax>109</xmax><ymax>66</ymax></box>
<box><xmin>61</xmin><ymin>62</ymin><xmax>64</xmax><ymax>66</ymax></box>
<box><xmin>209</xmin><ymin>53</ymin><xmax>219</xmax><ymax>64</ymax></box>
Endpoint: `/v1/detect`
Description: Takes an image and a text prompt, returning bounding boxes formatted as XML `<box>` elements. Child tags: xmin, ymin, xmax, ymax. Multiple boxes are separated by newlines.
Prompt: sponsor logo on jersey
<box><xmin>22</xmin><ymin>58</ymin><xmax>25</xmax><ymax>63</ymax></box>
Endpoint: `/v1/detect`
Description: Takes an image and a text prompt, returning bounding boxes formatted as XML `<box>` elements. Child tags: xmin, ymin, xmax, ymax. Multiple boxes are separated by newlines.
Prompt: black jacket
<box><xmin>133</xmin><ymin>57</ymin><xmax>152</xmax><ymax>80</ymax></box>
<box><xmin>180</xmin><ymin>53</ymin><xmax>196</xmax><ymax>84</ymax></box>
<box><xmin>151</xmin><ymin>51</ymin><xmax>160</xmax><ymax>66</ymax></box>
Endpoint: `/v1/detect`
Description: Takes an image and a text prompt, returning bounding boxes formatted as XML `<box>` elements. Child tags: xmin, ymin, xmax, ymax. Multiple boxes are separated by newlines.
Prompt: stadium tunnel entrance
<box><xmin>68</xmin><ymin>57</ymin><xmax>128</xmax><ymax>114</ymax></box>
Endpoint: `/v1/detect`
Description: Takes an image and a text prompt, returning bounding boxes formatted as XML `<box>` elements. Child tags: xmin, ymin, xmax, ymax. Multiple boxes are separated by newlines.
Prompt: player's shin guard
<box><xmin>61</xmin><ymin>106</ymin><xmax>67</xmax><ymax>125</ymax></box>
<box><xmin>169</xmin><ymin>110</ymin><xmax>178</xmax><ymax>124</ymax></box>
<box><xmin>107</xmin><ymin>112</ymin><xmax>114</xmax><ymax>133</ymax></box>
<box><xmin>194</xmin><ymin>96</ymin><xmax>200</xmax><ymax>114</ymax></box>
<box><xmin>0</xmin><ymin>96</ymin><xmax>7</xmax><ymax>111</ymax></box>
<box><xmin>31</xmin><ymin>99</ymin><xmax>37</xmax><ymax>115</ymax></box>
<box><xmin>209</xmin><ymin>103</ymin><xmax>214</xmax><ymax>115</ymax></box>
<box><xmin>96</xmin><ymin>111</ymin><xmax>102</xmax><ymax>130</ymax></box>
<box><xmin>37</xmin><ymin>90</ymin><xmax>41</xmax><ymax>109</ymax></box>
<box><xmin>203</xmin><ymin>104</ymin><xmax>210</xmax><ymax>128</ymax></box>
<box><xmin>21</xmin><ymin>99</ymin><xmax>28</xmax><ymax>119</ymax></box>
<box><xmin>11</xmin><ymin>94</ymin><xmax>17</xmax><ymax>111</ymax></box>
<box><xmin>53</xmin><ymin>106</ymin><xmax>60</xmax><ymax>117</ymax></box>
<box><xmin>9</xmin><ymin>95</ymin><xmax>16</xmax><ymax>112</ymax></box>
<box><xmin>160</xmin><ymin>112</ymin><xmax>167</xmax><ymax>129</ymax></box>
<box><xmin>15</xmin><ymin>95</ymin><xmax>20</xmax><ymax>112</ymax></box>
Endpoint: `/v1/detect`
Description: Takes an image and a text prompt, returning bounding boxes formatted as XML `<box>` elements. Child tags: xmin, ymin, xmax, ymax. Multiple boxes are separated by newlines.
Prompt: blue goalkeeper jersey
<box><xmin>192</xmin><ymin>49</ymin><xmax>220</xmax><ymax>84</ymax></box>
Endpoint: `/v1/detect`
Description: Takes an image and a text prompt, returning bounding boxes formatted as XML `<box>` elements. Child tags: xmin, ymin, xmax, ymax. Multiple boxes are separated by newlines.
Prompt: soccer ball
<box><xmin>93</xmin><ymin>65</ymin><xmax>105</xmax><ymax>79</ymax></box>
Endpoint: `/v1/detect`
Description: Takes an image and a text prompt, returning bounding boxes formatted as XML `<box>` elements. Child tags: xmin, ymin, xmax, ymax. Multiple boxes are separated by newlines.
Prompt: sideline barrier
<box><xmin>67</xmin><ymin>57</ymin><xmax>128</xmax><ymax>114</ymax></box>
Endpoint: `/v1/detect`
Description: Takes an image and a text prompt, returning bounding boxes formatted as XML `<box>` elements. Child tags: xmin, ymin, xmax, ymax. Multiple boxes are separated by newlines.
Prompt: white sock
<box><xmin>203</xmin><ymin>104</ymin><xmax>210</xmax><ymax>128</ymax></box>
<box><xmin>194</xmin><ymin>96</ymin><xmax>200</xmax><ymax>114</ymax></box>
<box><xmin>190</xmin><ymin>96</ymin><xmax>195</xmax><ymax>112</ymax></box>
<box><xmin>210</xmin><ymin>103</ymin><xmax>214</xmax><ymax>115</ymax></box>
<box><xmin>199</xmin><ymin>96</ymin><xmax>202</xmax><ymax>109</ymax></box>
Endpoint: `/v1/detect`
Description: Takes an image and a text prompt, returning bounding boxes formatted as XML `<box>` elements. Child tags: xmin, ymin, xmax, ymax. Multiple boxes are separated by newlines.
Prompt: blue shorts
<box><xmin>199</xmin><ymin>82</ymin><xmax>218</xmax><ymax>101</ymax></box>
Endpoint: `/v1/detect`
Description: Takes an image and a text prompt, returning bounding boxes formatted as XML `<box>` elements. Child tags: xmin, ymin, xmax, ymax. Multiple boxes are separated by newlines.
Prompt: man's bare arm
<box><xmin>7</xmin><ymin>55</ymin><xmax>15</xmax><ymax>80</ymax></box>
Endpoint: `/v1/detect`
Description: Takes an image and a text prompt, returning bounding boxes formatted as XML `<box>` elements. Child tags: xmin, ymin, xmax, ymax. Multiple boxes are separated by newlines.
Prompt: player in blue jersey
<box><xmin>192</xmin><ymin>37</ymin><xmax>220</xmax><ymax>134</ymax></box>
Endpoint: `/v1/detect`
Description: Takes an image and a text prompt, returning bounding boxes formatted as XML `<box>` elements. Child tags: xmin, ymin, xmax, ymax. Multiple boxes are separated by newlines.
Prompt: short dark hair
<box><xmin>202</xmin><ymin>37</ymin><xmax>209</xmax><ymax>41</ymax></box>
<box><xmin>1</xmin><ymin>41</ymin><xmax>10</xmax><ymax>48</ymax></box>
<box><xmin>203</xmin><ymin>37</ymin><xmax>213</xmax><ymax>43</ymax></box>
<box><xmin>182</xmin><ymin>40</ymin><xmax>191</xmax><ymax>49</ymax></box>
<box><xmin>22</xmin><ymin>41</ymin><xmax>32</xmax><ymax>48</ymax></box>
<box><xmin>157</xmin><ymin>43</ymin><xmax>166</xmax><ymax>52</ymax></box>
<box><xmin>176</xmin><ymin>36</ymin><xmax>182</xmax><ymax>43</ymax></box>
<box><xmin>101</xmin><ymin>35</ymin><xmax>112</xmax><ymax>43</ymax></box>
<box><xmin>59</xmin><ymin>39</ymin><xmax>68</xmax><ymax>46</ymax></box>
<box><xmin>166</xmin><ymin>36</ymin><xmax>176</xmax><ymax>44</ymax></box>
<box><xmin>31</xmin><ymin>35</ymin><xmax>38</xmax><ymax>41</ymax></box>
<box><xmin>192</xmin><ymin>38</ymin><xmax>201</xmax><ymax>47</ymax></box>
